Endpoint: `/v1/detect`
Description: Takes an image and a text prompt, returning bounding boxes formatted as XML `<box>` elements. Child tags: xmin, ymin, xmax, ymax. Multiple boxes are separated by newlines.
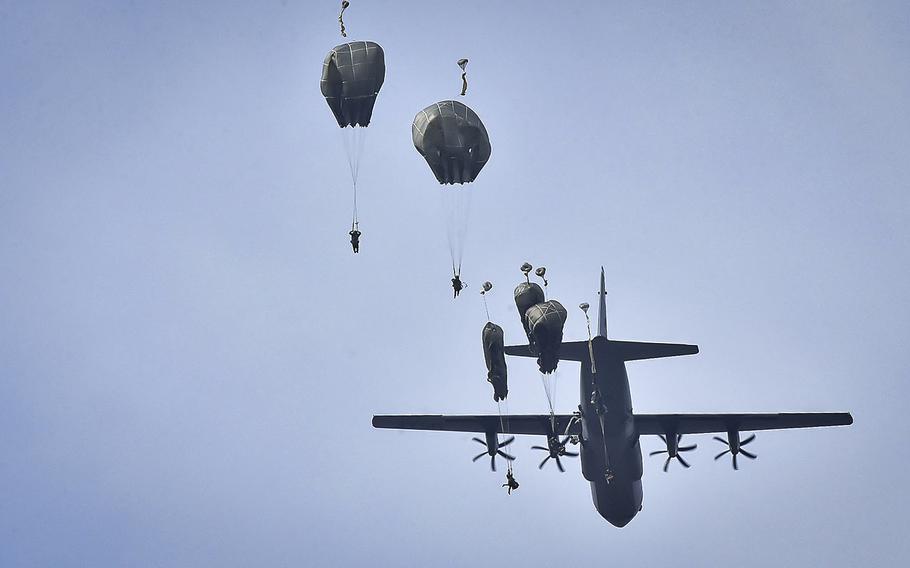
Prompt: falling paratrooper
<box><xmin>321</xmin><ymin>4</ymin><xmax>386</xmax><ymax>253</ymax></box>
<box><xmin>412</xmin><ymin>99</ymin><xmax>492</xmax><ymax>294</ymax></box>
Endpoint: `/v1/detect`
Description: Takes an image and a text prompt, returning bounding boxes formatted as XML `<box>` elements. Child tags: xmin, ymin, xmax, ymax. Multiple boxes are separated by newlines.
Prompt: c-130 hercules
<box><xmin>373</xmin><ymin>269</ymin><xmax>853</xmax><ymax>527</ymax></box>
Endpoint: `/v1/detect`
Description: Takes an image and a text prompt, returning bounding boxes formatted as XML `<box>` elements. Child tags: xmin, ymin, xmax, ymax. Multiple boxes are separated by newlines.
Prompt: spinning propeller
<box><xmin>649</xmin><ymin>434</ymin><xmax>697</xmax><ymax>472</ymax></box>
<box><xmin>531</xmin><ymin>434</ymin><xmax>578</xmax><ymax>472</ymax></box>
<box><xmin>471</xmin><ymin>436</ymin><xmax>515</xmax><ymax>472</ymax></box>
<box><xmin>714</xmin><ymin>432</ymin><xmax>757</xmax><ymax>470</ymax></box>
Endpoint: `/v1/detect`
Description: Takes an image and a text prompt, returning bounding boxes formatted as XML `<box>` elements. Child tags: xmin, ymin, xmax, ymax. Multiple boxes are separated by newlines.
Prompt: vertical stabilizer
<box><xmin>598</xmin><ymin>267</ymin><xmax>608</xmax><ymax>338</ymax></box>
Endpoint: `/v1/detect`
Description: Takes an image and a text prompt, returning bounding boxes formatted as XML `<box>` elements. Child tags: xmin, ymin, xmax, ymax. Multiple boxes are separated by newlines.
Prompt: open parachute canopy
<box><xmin>412</xmin><ymin>100</ymin><xmax>492</xmax><ymax>184</ymax></box>
<box><xmin>321</xmin><ymin>41</ymin><xmax>386</xmax><ymax>128</ymax></box>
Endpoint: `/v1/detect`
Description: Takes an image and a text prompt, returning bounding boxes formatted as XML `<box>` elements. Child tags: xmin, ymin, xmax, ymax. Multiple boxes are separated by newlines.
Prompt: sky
<box><xmin>1</xmin><ymin>1</ymin><xmax>909</xmax><ymax>566</ymax></box>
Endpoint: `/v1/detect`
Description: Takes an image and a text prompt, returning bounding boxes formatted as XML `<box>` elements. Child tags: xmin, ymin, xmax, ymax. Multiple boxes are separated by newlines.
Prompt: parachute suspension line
<box><xmin>338</xmin><ymin>0</ymin><xmax>349</xmax><ymax>38</ymax></box>
<box><xmin>539</xmin><ymin>371</ymin><xmax>556</xmax><ymax>430</ymax></box>
<box><xmin>341</xmin><ymin>127</ymin><xmax>368</xmax><ymax>228</ymax></box>
<box><xmin>442</xmin><ymin>187</ymin><xmax>472</xmax><ymax>278</ymax></box>
<box><xmin>497</xmin><ymin>399</ymin><xmax>515</xmax><ymax>475</ymax></box>
<box><xmin>480</xmin><ymin>281</ymin><xmax>493</xmax><ymax>321</ymax></box>
<box><xmin>580</xmin><ymin>303</ymin><xmax>596</xmax><ymax>374</ymax></box>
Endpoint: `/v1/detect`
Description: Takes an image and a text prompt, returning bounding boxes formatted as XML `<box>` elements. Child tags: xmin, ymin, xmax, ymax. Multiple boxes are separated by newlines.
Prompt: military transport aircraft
<box><xmin>373</xmin><ymin>269</ymin><xmax>853</xmax><ymax>527</ymax></box>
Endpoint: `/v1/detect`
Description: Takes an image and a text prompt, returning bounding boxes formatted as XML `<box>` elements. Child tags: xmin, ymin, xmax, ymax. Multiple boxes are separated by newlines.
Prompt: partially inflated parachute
<box><xmin>525</xmin><ymin>300</ymin><xmax>568</xmax><ymax>374</ymax></box>
<box><xmin>514</xmin><ymin>282</ymin><xmax>545</xmax><ymax>347</ymax></box>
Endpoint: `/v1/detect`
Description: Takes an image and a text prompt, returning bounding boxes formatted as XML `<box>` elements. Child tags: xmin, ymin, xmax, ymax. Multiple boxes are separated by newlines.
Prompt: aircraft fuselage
<box><xmin>577</xmin><ymin>336</ymin><xmax>643</xmax><ymax>527</ymax></box>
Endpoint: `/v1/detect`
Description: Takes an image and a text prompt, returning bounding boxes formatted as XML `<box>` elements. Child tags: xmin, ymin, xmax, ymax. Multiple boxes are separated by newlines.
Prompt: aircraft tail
<box><xmin>598</xmin><ymin>267</ymin><xmax>607</xmax><ymax>338</ymax></box>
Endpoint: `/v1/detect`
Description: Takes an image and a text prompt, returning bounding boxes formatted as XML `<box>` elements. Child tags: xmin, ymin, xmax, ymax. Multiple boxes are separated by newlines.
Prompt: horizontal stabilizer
<box><xmin>610</xmin><ymin>340</ymin><xmax>698</xmax><ymax>361</ymax></box>
<box><xmin>504</xmin><ymin>341</ymin><xmax>590</xmax><ymax>362</ymax></box>
<box><xmin>505</xmin><ymin>339</ymin><xmax>696</xmax><ymax>363</ymax></box>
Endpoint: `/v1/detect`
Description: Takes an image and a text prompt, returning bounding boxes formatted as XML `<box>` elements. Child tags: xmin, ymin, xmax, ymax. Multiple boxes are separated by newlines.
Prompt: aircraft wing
<box><xmin>635</xmin><ymin>412</ymin><xmax>853</xmax><ymax>436</ymax></box>
<box><xmin>372</xmin><ymin>414</ymin><xmax>581</xmax><ymax>436</ymax></box>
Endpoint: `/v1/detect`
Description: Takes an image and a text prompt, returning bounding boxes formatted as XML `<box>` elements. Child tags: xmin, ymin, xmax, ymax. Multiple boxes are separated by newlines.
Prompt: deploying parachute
<box><xmin>321</xmin><ymin>40</ymin><xmax>386</xmax><ymax>249</ymax></box>
<box><xmin>412</xmin><ymin>100</ymin><xmax>492</xmax><ymax>284</ymax></box>
<box><xmin>525</xmin><ymin>300</ymin><xmax>568</xmax><ymax>374</ymax></box>
<box><xmin>513</xmin><ymin>282</ymin><xmax>545</xmax><ymax>349</ymax></box>
<box><xmin>482</xmin><ymin>322</ymin><xmax>508</xmax><ymax>401</ymax></box>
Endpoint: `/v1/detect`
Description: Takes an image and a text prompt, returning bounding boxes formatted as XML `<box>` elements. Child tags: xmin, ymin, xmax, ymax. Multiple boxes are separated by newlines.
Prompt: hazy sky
<box><xmin>2</xmin><ymin>1</ymin><xmax>909</xmax><ymax>566</ymax></box>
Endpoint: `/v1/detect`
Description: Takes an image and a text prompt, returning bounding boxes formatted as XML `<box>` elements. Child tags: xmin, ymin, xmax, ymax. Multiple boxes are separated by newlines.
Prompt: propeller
<box><xmin>531</xmin><ymin>434</ymin><xmax>578</xmax><ymax>473</ymax></box>
<box><xmin>714</xmin><ymin>432</ymin><xmax>757</xmax><ymax>470</ymax></box>
<box><xmin>471</xmin><ymin>436</ymin><xmax>515</xmax><ymax>472</ymax></box>
<box><xmin>649</xmin><ymin>434</ymin><xmax>697</xmax><ymax>472</ymax></box>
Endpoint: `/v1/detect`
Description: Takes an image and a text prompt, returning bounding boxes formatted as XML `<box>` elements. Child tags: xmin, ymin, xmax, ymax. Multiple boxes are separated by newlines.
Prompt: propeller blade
<box><xmin>498</xmin><ymin>450</ymin><xmax>516</xmax><ymax>461</ymax></box>
<box><xmin>539</xmin><ymin>455</ymin><xmax>551</xmax><ymax>469</ymax></box>
<box><xmin>713</xmin><ymin>436</ymin><xmax>729</xmax><ymax>445</ymax></box>
<box><xmin>715</xmin><ymin>449</ymin><xmax>730</xmax><ymax>460</ymax></box>
<box><xmin>499</xmin><ymin>437</ymin><xmax>515</xmax><ymax>448</ymax></box>
<box><xmin>678</xmin><ymin>445</ymin><xmax>697</xmax><ymax>452</ymax></box>
<box><xmin>472</xmin><ymin>451</ymin><xmax>487</xmax><ymax>462</ymax></box>
<box><xmin>740</xmin><ymin>449</ymin><xmax>757</xmax><ymax>460</ymax></box>
<box><xmin>490</xmin><ymin>455</ymin><xmax>497</xmax><ymax>472</ymax></box>
<box><xmin>556</xmin><ymin>456</ymin><xmax>565</xmax><ymax>472</ymax></box>
<box><xmin>663</xmin><ymin>457</ymin><xmax>670</xmax><ymax>472</ymax></box>
<box><xmin>677</xmin><ymin>455</ymin><xmax>690</xmax><ymax>468</ymax></box>
<box><xmin>649</xmin><ymin>450</ymin><xmax>668</xmax><ymax>456</ymax></box>
<box><xmin>733</xmin><ymin>454</ymin><xmax>739</xmax><ymax>471</ymax></box>
<box><xmin>741</xmin><ymin>434</ymin><xmax>756</xmax><ymax>446</ymax></box>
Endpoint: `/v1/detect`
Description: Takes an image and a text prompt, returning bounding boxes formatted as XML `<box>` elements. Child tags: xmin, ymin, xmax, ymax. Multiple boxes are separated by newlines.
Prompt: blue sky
<box><xmin>2</xmin><ymin>1</ymin><xmax>908</xmax><ymax>566</ymax></box>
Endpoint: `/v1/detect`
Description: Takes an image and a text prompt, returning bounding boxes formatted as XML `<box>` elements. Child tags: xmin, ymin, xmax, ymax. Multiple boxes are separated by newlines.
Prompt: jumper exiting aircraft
<box><xmin>372</xmin><ymin>269</ymin><xmax>853</xmax><ymax>527</ymax></box>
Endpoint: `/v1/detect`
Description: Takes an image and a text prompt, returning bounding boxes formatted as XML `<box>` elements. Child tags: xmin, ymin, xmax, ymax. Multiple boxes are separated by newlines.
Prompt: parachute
<box><xmin>482</xmin><ymin>322</ymin><xmax>508</xmax><ymax>401</ymax></box>
<box><xmin>513</xmin><ymin>282</ymin><xmax>545</xmax><ymax>347</ymax></box>
<box><xmin>457</xmin><ymin>58</ymin><xmax>469</xmax><ymax>96</ymax></box>
<box><xmin>321</xmin><ymin>41</ymin><xmax>385</xmax><ymax>128</ymax></box>
<box><xmin>412</xmin><ymin>100</ymin><xmax>491</xmax><ymax>280</ymax></box>
<box><xmin>412</xmin><ymin>100</ymin><xmax>491</xmax><ymax>184</ymax></box>
<box><xmin>321</xmin><ymin>41</ymin><xmax>386</xmax><ymax>234</ymax></box>
<box><xmin>525</xmin><ymin>300</ymin><xmax>568</xmax><ymax>374</ymax></box>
